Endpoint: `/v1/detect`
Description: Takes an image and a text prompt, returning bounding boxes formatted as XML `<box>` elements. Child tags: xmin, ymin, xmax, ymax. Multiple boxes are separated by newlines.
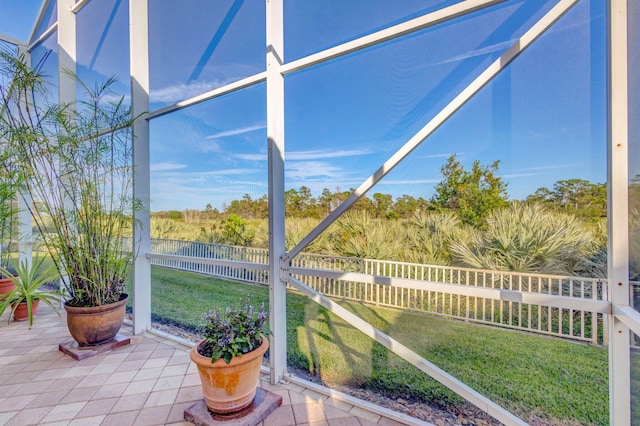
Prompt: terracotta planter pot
<box><xmin>12</xmin><ymin>300</ymin><xmax>40</xmax><ymax>321</ymax></box>
<box><xmin>0</xmin><ymin>276</ymin><xmax>17</xmax><ymax>296</ymax></box>
<box><xmin>64</xmin><ymin>294</ymin><xmax>127</xmax><ymax>346</ymax></box>
<box><xmin>190</xmin><ymin>334</ymin><xmax>269</xmax><ymax>414</ymax></box>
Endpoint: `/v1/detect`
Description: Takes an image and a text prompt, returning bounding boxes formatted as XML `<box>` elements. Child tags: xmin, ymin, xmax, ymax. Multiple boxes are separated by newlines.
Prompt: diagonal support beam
<box><xmin>288</xmin><ymin>0</ymin><xmax>581</xmax><ymax>260</ymax></box>
<box><xmin>280</xmin><ymin>0</ymin><xmax>506</xmax><ymax>75</ymax></box>
<box><xmin>288</xmin><ymin>276</ymin><xmax>527</xmax><ymax>426</ymax></box>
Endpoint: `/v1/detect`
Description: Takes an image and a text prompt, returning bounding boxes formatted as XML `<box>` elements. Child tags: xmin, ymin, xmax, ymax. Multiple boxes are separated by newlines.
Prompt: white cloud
<box><xmin>420</xmin><ymin>152</ymin><xmax>461</xmax><ymax>159</ymax></box>
<box><xmin>285</xmin><ymin>161</ymin><xmax>348</xmax><ymax>180</ymax></box>
<box><xmin>206</xmin><ymin>124</ymin><xmax>266</xmax><ymax>139</ymax></box>
<box><xmin>197</xmin><ymin>140</ymin><xmax>222</xmax><ymax>153</ymax></box>
<box><xmin>232</xmin><ymin>148</ymin><xmax>371</xmax><ymax>162</ymax></box>
<box><xmin>154</xmin><ymin>168</ymin><xmax>258</xmax><ymax>179</ymax></box>
<box><xmin>436</xmin><ymin>40</ymin><xmax>513</xmax><ymax>65</ymax></box>
<box><xmin>150</xmin><ymin>80</ymin><xmax>225</xmax><ymax>104</ymax></box>
<box><xmin>288</xmin><ymin>149</ymin><xmax>371</xmax><ymax>160</ymax></box>
<box><xmin>150</xmin><ymin>162</ymin><xmax>187</xmax><ymax>172</ymax></box>
<box><xmin>500</xmin><ymin>173</ymin><xmax>538</xmax><ymax>179</ymax></box>
<box><xmin>234</xmin><ymin>153</ymin><xmax>268</xmax><ymax>161</ymax></box>
<box><xmin>377</xmin><ymin>179</ymin><xmax>440</xmax><ymax>185</ymax></box>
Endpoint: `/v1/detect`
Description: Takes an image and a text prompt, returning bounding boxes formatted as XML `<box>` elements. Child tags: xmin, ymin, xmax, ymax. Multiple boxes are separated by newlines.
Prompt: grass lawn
<box><xmin>127</xmin><ymin>266</ymin><xmax>610</xmax><ymax>425</ymax></box>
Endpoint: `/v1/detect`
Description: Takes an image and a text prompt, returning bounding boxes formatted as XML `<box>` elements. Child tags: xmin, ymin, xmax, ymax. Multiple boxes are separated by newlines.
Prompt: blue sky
<box><xmin>0</xmin><ymin>0</ymin><xmax>607</xmax><ymax>212</ymax></box>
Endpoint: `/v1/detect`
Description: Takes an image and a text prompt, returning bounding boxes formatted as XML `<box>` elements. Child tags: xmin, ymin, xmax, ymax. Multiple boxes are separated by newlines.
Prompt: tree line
<box><xmin>155</xmin><ymin>154</ymin><xmax>606</xmax><ymax>227</ymax></box>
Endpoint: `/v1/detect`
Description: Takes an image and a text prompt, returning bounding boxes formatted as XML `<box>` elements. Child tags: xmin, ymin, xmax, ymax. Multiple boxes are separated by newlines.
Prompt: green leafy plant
<box><xmin>198</xmin><ymin>297</ymin><xmax>268</xmax><ymax>364</ymax></box>
<box><xmin>0</xmin><ymin>255</ymin><xmax>63</xmax><ymax>328</ymax></box>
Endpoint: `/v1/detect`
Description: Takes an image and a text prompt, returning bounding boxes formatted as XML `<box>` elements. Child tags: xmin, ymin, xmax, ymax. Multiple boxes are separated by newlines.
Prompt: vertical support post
<box><xmin>16</xmin><ymin>44</ymin><xmax>32</xmax><ymax>269</ymax></box>
<box><xmin>17</xmin><ymin>193</ymin><xmax>32</xmax><ymax>269</ymax></box>
<box><xmin>607</xmin><ymin>0</ymin><xmax>630</xmax><ymax>424</ymax></box>
<box><xmin>266</xmin><ymin>0</ymin><xmax>287</xmax><ymax>384</ymax></box>
<box><xmin>57</xmin><ymin>0</ymin><xmax>76</xmax><ymax>105</ymax></box>
<box><xmin>56</xmin><ymin>0</ymin><xmax>76</xmax><ymax>292</ymax></box>
<box><xmin>130</xmin><ymin>0</ymin><xmax>152</xmax><ymax>334</ymax></box>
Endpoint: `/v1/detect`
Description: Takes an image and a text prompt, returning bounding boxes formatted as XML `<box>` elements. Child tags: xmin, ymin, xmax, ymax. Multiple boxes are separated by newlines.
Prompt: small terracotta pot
<box><xmin>64</xmin><ymin>294</ymin><xmax>127</xmax><ymax>346</ymax></box>
<box><xmin>12</xmin><ymin>300</ymin><xmax>40</xmax><ymax>321</ymax></box>
<box><xmin>190</xmin><ymin>334</ymin><xmax>268</xmax><ymax>414</ymax></box>
<box><xmin>0</xmin><ymin>276</ymin><xmax>17</xmax><ymax>296</ymax></box>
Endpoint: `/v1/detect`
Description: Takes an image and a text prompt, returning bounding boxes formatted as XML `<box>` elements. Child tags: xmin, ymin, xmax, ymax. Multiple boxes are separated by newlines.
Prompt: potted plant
<box><xmin>0</xmin><ymin>50</ymin><xmax>140</xmax><ymax>346</ymax></box>
<box><xmin>0</xmin><ymin>255</ymin><xmax>62</xmax><ymax>328</ymax></box>
<box><xmin>190</xmin><ymin>298</ymin><xmax>269</xmax><ymax>414</ymax></box>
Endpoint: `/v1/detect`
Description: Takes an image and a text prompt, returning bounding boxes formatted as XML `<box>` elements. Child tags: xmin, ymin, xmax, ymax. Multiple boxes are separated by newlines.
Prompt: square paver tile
<box><xmin>4</xmin><ymin>406</ymin><xmax>51</xmax><ymax>426</ymax></box>
<box><xmin>91</xmin><ymin>383</ymin><xmax>128</xmax><ymax>400</ymax></box>
<box><xmin>122</xmin><ymin>378</ymin><xmax>157</xmax><ymax>396</ymax></box>
<box><xmin>110</xmin><ymin>393</ymin><xmax>149</xmax><ymax>413</ymax></box>
<box><xmin>73</xmin><ymin>397</ymin><xmax>118</xmax><ymax>418</ymax></box>
<box><xmin>143</xmin><ymin>389</ymin><xmax>179</xmax><ymax>408</ymax></box>
<box><xmin>59</xmin><ymin>385</ymin><xmax>100</xmax><ymax>404</ymax></box>
<box><xmin>132</xmin><ymin>405</ymin><xmax>171</xmax><ymax>426</ymax></box>
<box><xmin>39</xmin><ymin>401</ymin><xmax>87</xmax><ymax>423</ymax></box>
<box><xmin>100</xmin><ymin>410</ymin><xmax>139</xmax><ymax>426</ymax></box>
<box><xmin>292</xmin><ymin>401</ymin><xmax>327</xmax><ymax>424</ymax></box>
<box><xmin>263</xmin><ymin>404</ymin><xmax>296</xmax><ymax>426</ymax></box>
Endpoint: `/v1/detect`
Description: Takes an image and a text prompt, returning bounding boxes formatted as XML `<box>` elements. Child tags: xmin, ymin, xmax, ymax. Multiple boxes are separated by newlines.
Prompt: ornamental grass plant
<box><xmin>0</xmin><ymin>49</ymin><xmax>141</xmax><ymax>308</ymax></box>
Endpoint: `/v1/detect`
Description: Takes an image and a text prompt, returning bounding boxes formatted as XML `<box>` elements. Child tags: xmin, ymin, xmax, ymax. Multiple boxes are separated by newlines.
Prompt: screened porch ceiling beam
<box><xmin>71</xmin><ymin>0</ymin><xmax>91</xmax><ymax>14</ymax></box>
<box><xmin>146</xmin><ymin>71</ymin><xmax>267</xmax><ymax>120</ymax></box>
<box><xmin>27</xmin><ymin>23</ymin><xmax>57</xmax><ymax>52</ymax></box>
<box><xmin>0</xmin><ymin>34</ymin><xmax>25</xmax><ymax>46</ymax></box>
<box><xmin>287</xmin><ymin>0</ymin><xmax>581</xmax><ymax>261</ymax></box>
<box><xmin>143</xmin><ymin>0</ymin><xmax>501</xmax><ymax>120</ymax></box>
<box><xmin>27</xmin><ymin>0</ymin><xmax>51</xmax><ymax>47</ymax></box>
<box><xmin>280</xmin><ymin>0</ymin><xmax>506</xmax><ymax>75</ymax></box>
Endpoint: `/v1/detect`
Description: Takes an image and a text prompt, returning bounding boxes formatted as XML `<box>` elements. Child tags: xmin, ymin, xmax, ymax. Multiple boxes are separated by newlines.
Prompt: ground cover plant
<box><xmin>130</xmin><ymin>266</ymin><xmax>612</xmax><ymax>425</ymax></box>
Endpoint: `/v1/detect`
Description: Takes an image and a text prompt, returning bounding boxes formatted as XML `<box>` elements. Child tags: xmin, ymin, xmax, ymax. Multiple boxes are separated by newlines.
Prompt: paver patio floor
<box><xmin>0</xmin><ymin>304</ymin><xmax>423</xmax><ymax>426</ymax></box>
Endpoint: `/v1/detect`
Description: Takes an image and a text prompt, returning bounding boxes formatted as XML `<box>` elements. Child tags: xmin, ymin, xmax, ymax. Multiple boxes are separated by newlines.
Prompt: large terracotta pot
<box><xmin>190</xmin><ymin>334</ymin><xmax>268</xmax><ymax>414</ymax></box>
<box><xmin>13</xmin><ymin>300</ymin><xmax>40</xmax><ymax>321</ymax></box>
<box><xmin>64</xmin><ymin>294</ymin><xmax>127</xmax><ymax>346</ymax></box>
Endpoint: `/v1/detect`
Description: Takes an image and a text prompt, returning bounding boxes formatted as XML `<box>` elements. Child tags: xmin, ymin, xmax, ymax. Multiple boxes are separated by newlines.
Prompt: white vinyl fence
<box><xmin>146</xmin><ymin>238</ymin><xmax>609</xmax><ymax>345</ymax></box>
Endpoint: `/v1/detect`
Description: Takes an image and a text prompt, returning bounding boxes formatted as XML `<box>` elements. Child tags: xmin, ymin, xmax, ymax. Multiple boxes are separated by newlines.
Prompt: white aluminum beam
<box><xmin>607</xmin><ymin>0</ymin><xmax>631</xmax><ymax>424</ymax></box>
<box><xmin>288</xmin><ymin>0</ymin><xmax>581</xmax><ymax>261</ymax></box>
<box><xmin>57</xmin><ymin>0</ymin><xmax>75</xmax><ymax>104</ymax></box>
<box><xmin>146</xmin><ymin>253</ymin><xmax>269</xmax><ymax>272</ymax></box>
<box><xmin>281</xmin><ymin>0</ymin><xmax>505</xmax><ymax>75</ymax></box>
<box><xmin>28</xmin><ymin>23</ymin><xmax>57</xmax><ymax>53</ymax></box>
<box><xmin>288</xmin><ymin>276</ymin><xmax>527</xmax><ymax>426</ymax></box>
<box><xmin>28</xmin><ymin>0</ymin><xmax>51</xmax><ymax>47</ymax></box>
<box><xmin>0</xmin><ymin>34</ymin><xmax>25</xmax><ymax>47</ymax></box>
<box><xmin>16</xmin><ymin>44</ymin><xmax>32</xmax><ymax>270</ymax></box>
<box><xmin>266</xmin><ymin>0</ymin><xmax>288</xmax><ymax>385</ymax></box>
<box><xmin>290</xmin><ymin>267</ymin><xmax>610</xmax><ymax>313</ymax></box>
<box><xmin>613</xmin><ymin>305</ymin><xmax>640</xmax><ymax>339</ymax></box>
<box><xmin>146</xmin><ymin>72</ymin><xmax>267</xmax><ymax>120</ymax></box>
<box><xmin>17</xmin><ymin>192</ymin><xmax>33</xmax><ymax>270</ymax></box>
<box><xmin>130</xmin><ymin>0</ymin><xmax>152</xmax><ymax>335</ymax></box>
<box><xmin>71</xmin><ymin>0</ymin><xmax>92</xmax><ymax>14</ymax></box>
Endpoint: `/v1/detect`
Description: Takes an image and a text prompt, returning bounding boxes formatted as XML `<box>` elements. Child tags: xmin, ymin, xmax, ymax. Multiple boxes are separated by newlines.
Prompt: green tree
<box><xmin>372</xmin><ymin>193</ymin><xmax>393</xmax><ymax>218</ymax></box>
<box><xmin>527</xmin><ymin>179</ymin><xmax>606</xmax><ymax>221</ymax></box>
<box><xmin>220</xmin><ymin>214</ymin><xmax>255</xmax><ymax>246</ymax></box>
<box><xmin>285</xmin><ymin>186</ymin><xmax>316</xmax><ymax>218</ymax></box>
<box><xmin>431</xmin><ymin>154</ymin><xmax>508</xmax><ymax>227</ymax></box>
<box><xmin>392</xmin><ymin>195</ymin><xmax>431</xmax><ymax>218</ymax></box>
